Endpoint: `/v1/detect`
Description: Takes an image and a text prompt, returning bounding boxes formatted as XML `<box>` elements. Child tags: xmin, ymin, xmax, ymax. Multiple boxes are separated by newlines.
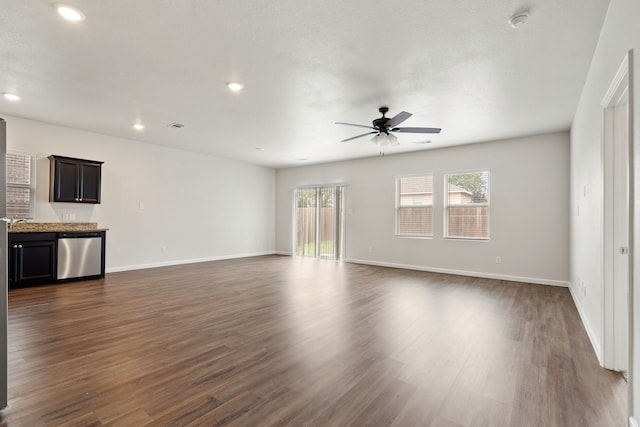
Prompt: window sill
<box><xmin>395</xmin><ymin>235</ymin><xmax>433</xmax><ymax>240</ymax></box>
<box><xmin>444</xmin><ymin>237</ymin><xmax>490</xmax><ymax>242</ymax></box>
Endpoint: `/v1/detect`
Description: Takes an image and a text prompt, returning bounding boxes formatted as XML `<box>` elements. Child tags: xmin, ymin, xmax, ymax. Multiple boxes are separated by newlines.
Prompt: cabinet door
<box><xmin>53</xmin><ymin>158</ymin><xmax>80</xmax><ymax>202</ymax></box>
<box><xmin>11</xmin><ymin>240</ymin><xmax>57</xmax><ymax>286</ymax></box>
<box><xmin>79</xmin><ymin>162</ymin><xmax>101</xmax><ymax>203</ymax></box>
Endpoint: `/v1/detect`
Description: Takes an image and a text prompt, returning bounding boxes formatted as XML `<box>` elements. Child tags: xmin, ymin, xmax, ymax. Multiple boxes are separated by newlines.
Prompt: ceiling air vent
<box><xmin>166</xmin><ymin>122</ymin><xmax>185</xmax><ymax>129</ymax></box>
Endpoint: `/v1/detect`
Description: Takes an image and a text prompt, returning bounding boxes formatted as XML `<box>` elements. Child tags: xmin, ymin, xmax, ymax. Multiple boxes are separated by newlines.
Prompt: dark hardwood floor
<box><xmin>1</xmin><ymin>255</ymin><xmax>627</xmax><ymax>426</ymax></box>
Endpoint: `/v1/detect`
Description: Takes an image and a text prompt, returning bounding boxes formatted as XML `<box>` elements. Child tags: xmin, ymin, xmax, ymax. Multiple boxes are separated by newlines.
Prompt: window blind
<box><xmin>6</xmin><ymin>152</ymin><xmax>36</xmax><ymax>219</ymax></box>
<box><xmin>294</xmin><ymin>185</ymin><xmax>344</xmax><ymax>260</ymax></box>
<box><xmin>397</xmin><ymin>175</ymin><xmax>433</xmax><ymax>237</ymax></box>
<box><xmin>445</xmin><ymin>171</ymin><xmax>489</xmax><ymax>239</ymax></box>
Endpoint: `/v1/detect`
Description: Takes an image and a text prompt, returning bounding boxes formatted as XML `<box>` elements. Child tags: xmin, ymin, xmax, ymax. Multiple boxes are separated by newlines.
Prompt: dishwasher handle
<box><xmin>58</xmin><ymin>232</ymin><xmax>101</xmax><ymax>238</ymax></box>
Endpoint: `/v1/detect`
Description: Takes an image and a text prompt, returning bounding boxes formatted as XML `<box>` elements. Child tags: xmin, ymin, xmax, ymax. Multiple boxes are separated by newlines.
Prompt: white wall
<box><xmin>570</xmin><ymin>0</ymin><xmax>640</xmax><ymax>421</ymax></box>
<box><xmin>276</xmin><ymin>132</ymin><xmax>570</xmax><ymax>286</ymax></box>
<box><xmin>3</xmin><ymin>114</ymin><xmax>276</xmax><ymax>272</ymax></box>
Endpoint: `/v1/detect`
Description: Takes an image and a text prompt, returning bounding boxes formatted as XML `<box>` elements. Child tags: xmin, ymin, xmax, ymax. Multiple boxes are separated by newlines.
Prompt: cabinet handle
<box><xmin>12</xmin><ymin>245</ymin><xmax>19</xmax><ymax>282</ymax></box>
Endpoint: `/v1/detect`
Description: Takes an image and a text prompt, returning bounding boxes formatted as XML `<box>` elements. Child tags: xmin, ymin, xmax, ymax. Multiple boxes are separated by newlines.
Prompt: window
<box><xmin>445</xmin><ymin>171</ymin><xmax>489</xmax><ymax>239</ymax></box>
<box><xmin>6</xmin><ymin>152</ymin><xmax>36</xmax><ymax>219</ymax></box>
<box><xmin>396</xmin><ymin>175</ymin><xmax>433</xmax><ymax>237</ymax></box>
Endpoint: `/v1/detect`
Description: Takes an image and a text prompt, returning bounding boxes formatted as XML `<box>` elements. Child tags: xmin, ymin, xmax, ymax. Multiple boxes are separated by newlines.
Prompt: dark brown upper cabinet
<box><xmin>49</xmin><ymin>155</ymin><xmax>103</xmax><ymax>204</ymax></box>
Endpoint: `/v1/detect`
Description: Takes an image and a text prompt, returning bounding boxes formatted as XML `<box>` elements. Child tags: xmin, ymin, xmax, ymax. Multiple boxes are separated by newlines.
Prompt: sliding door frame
<box><xmin>292</xmin><ymin>184</ymin><xmax>345</xmax><ymax>260</ymax></box>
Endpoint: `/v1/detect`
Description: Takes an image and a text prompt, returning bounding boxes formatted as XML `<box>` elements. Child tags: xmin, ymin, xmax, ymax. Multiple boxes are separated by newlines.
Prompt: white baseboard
<box><xmin>630</xmin><ymin>416</ymin><xmax>638</xmax><ymax>427</ymax></box>
<box><xmin>275</xmin><ymin>250</ymin><xmax>292</xmax><ymax>256</ymax></box>
<box><xmin>344</xmin><ymin>258</ymin><xmax>570</xmax><ymax>287</ymax></box>
<box><xmin>568</xmin><ymin>284</ymin><xmax>604</xmax><ymax>366</ymax></box>
<box><xmin>105</xmin><ymin>251</ymin><xmax>276</xmax><ymax>273</ymax></box>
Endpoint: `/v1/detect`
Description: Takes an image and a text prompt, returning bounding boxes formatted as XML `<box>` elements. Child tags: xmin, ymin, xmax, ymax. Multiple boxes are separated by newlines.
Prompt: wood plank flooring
<box><xmin>1</xmin><ymin>255</ymin><xmax>627</xmax><ymax>426</ymax></box>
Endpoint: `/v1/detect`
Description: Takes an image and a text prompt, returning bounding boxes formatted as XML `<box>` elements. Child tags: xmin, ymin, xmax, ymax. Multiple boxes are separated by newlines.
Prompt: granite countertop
<box><xmin>8</xmin><ymin>222</ymin><xmax>109</xmax><ymax>233</ymax></box>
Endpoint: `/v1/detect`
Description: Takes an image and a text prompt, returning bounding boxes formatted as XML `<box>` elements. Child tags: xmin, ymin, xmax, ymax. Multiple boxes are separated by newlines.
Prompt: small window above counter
<box><xmin>49</xmin><ymin>155</ymin><xmax>103</xmax><ymax>204</ymax></box>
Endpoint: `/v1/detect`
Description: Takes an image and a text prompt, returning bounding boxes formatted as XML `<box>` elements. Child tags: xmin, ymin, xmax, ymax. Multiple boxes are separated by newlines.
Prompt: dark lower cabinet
<box><xmin>9</xmin><ymin>233</ymin><xmax>57</xmax><ymax>289</ymax></box>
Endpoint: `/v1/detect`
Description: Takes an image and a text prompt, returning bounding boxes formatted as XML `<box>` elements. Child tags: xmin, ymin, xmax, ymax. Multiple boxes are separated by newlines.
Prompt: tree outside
<box><xmin>449</xmin><ymin>172</ymin><xmax>489</xmax><ymax>203</ymax></box>
<box><xmin>295</xmin><ymin>189</ymin><xmax>336</xmax><ymax>208</ymax></box>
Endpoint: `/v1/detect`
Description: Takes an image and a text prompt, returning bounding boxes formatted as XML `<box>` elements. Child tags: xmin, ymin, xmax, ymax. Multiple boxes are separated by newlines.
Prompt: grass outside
<box><xmin>297</xmin><ymin>240</ymin><xmax>335</xmax><ymax>255</ymax></box>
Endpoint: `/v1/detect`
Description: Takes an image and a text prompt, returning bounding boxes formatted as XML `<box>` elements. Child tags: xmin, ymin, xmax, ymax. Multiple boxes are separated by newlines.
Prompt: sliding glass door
<box><xmin>294</xmin><ymin>185</ymin><xmax>344</xmax><ymax>260</ymax></box>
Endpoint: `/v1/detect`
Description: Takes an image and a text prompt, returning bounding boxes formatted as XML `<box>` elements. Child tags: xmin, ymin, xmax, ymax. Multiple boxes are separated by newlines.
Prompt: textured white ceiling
<box><xmin>0</xmin><ymin>1</ymin><xmax>609</xmax><ymax>168</ymax></box>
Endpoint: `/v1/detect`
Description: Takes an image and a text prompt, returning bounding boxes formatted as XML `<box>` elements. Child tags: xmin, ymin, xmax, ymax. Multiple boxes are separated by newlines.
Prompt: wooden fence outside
<box><xmin>296</xmin><ymin>208</ymin><xmax>337</xmax><ymax>253</ymax></box>
<box><xmin>447</xmin><ymin>206</ymin><xmax>489</xmax><ymax>238</ymax></box>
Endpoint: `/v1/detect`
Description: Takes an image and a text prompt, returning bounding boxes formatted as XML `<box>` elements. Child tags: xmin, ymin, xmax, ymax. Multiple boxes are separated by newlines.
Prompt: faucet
<box><xmin>10</xmin><ymin>218</ymin><xmax>27</xmax><ymax>229</ymax></box>
<box><xmin>2</xmin><ymin>216</ymin><xmax>27</xmax><ymax>229</ymax></box>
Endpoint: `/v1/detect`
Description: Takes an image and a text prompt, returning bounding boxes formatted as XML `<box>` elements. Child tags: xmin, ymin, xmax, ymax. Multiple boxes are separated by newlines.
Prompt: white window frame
<box><xmin>444</xmin><ymin>169</ymin><xmax>490</xmax><ymax>240</ymax></box>
<box><xmin>6</xmin><ymin>151</ymin><xmax>37</xmax><ymax>219</ymax></box>
<box><xmin>395</xmin><ymin>173</ymin><xmax>434</xmax><ymax>238</ymax></box>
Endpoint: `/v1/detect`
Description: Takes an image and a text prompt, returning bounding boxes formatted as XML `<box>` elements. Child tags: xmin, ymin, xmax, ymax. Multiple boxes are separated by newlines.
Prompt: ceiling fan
<box><xmin>335</xmin><ymin>106</ymin><xmax>441</xmax><ymax>146</ymax></box>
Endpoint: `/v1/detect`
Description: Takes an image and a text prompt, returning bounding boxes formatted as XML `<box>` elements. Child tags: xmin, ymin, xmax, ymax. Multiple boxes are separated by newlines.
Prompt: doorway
<box><xmin>293</xmin><ymin>185</ymin><xmax>345</xmax><ymax>260</ymax></box>
<box><xmin>602</xmin><ymin>53</ymin><xmax>631</xmax><ymax>374</ymax></box>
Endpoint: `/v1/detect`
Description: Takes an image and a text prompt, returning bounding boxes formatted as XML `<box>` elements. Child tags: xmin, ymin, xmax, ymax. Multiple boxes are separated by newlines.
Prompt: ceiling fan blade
<box><xmin>392</xmin><ymin>127</ymin><xmax>441</xmax><ymax>134</ymax></box>
<box><xmin>341</xmin><ymin>131</ymin><xmax>377</xmax><ymax>142</ymax></box>
<box><xmin>335</xmin><ymin>122</ymin><xmax>375</xmax><ymax>130</ymax></box>
<box><xmin>384</xmin><ymin>111</ymin><xmax>412</xmax><ymax>128</ymax></box>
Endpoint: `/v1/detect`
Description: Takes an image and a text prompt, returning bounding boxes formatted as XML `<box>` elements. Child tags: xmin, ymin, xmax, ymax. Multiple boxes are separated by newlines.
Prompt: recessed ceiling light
<box><xmin>3</xmin><ymin>93</ymin><xmax>20</xmax><ymax>101</ymax></box>
<box><xmin>508</xmin><ymin>12</ymin><xmax>529</xmax><ymax>29</ymax></box>
<box><xmin>54</xmin><ymin>3</ymin><xmax>85</xmax><ymax>22</ymax></box>
<box><xmin>227</xmin><ymin>82</ymin><xmax>244</xmax><ymax>92</ymax></box>
<box><xmin>133</xmin><ymin>123</ymin><xmax>145</xmax><ymax>131</ymax></box>
<box><xmin>296</xmin><ymin>158</ymin><xmax>308</xmax><ymax>162</ymax></box>
<box><xmin>255</xmin><ymin>147</ymin><xmax>265</xmax><ymax>151</ymax></box>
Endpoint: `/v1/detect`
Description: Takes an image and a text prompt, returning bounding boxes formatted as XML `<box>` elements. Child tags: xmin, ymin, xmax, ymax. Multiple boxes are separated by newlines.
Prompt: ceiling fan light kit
<box><xmin>335</xmin><ymin>106</ymin><xmax>441</xmax><ymax>152</ymax></box>
<box><xmin>371</xmin><ymin>132</ymin><xmax>398</xmax><ymax>146</ymax></box>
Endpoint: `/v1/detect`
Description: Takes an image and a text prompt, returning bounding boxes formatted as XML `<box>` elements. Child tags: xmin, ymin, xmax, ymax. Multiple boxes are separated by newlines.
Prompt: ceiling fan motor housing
<box><xmin>372</xmin><ymin>118</ymin><xmax>389</xmax><ymax>131</ymax></box>
<box><xmin>373</xmin><ymin>106</ymin><xmax>390</xmax><ymax>130</ymax></box>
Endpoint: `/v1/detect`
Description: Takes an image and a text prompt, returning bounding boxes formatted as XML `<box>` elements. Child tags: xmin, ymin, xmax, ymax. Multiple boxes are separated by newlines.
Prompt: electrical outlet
<box><xmin>160</xmin><ymin>246</ymin><xmax>166</xmax><ymax>254</ymax></box>
<box><xmin>139</xmin><ymin>202</ymin><xmax>145</xmax><ymax>210</ymax></box>
<box><xmin>495</xmin><ymin>256</ymin><xmax>502</xmax><ymax>264</ymax></box>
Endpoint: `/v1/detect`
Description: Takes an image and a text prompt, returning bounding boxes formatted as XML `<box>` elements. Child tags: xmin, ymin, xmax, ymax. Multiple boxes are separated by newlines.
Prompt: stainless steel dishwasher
<box><xmin>57</xmin><ymin>232</ymin><xmax>104</xmax><ymax>280</ymax></box>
